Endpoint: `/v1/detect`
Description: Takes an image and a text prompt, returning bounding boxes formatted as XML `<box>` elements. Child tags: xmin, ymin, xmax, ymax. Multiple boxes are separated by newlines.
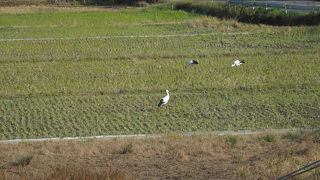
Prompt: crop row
<box><xmin>1</xmin><ymin>52</ymin><xmax>319</xmax><ymax>98</ymax></box>
<box><xmin>0</xmin><ymin>89</ymin><xmax>319</xmax><ymax>140</ymax></box>
<box><xmin>0</xmin><ymin>30</ymin><xmax>319</xmax><ymax>63</ymax></box>
<box><xmin>0</xmin><ymin>23</ymin><xmax>206</xmax><ymax>39</ymax></box>
<box><xmin>1</xmin><ymin>17</ymin><xmax>309</xmax><ymax>39</ymax></box>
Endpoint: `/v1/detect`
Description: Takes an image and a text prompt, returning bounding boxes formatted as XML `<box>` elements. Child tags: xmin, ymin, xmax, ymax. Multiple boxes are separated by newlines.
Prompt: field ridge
<box><xmin>0</xmin><ymin>31</ymin><xmax>252</xmax><ymax>41</ymax></box>
<box><xmin>1</xmin><ymin>127</ymin><xmax>319</xmax><ymax>143</ymax></box>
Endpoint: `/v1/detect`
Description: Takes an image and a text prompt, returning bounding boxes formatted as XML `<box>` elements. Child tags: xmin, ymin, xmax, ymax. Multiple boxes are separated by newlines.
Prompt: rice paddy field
<box><xmin>0</xmin><ymin>4</ymin><xmax>320</xmax><ymax>140</ymax></box>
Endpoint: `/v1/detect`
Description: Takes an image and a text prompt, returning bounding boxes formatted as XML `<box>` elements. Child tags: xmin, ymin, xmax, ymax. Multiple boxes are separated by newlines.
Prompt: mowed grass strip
<box><xmin>0</xmin><ymin>19</ymin><xmax>258</xmax><ymax>39</ymax></box>
<box><xmin>0</xmin><ymin>16</ymin><xmax>282</xmax><ymax>39</ymax></box>
<box><xmin>0</xmin><ymin>89</ymin><xmax>319</xmax><ymax>140</ymax></box>
<box><xmin>0</xmin><ymin>6</ymin><xmax>200</xmax><ymax>27</ymax></box>
<box><xmin>0</xmin><ymin>23</ymin><xmax>203</xmax><ymax>39</ymax></box>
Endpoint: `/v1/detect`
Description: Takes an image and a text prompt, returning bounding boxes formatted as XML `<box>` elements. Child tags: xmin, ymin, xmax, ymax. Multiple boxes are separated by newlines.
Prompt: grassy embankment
<box><xmin>0</xmin><ymin>131</ymin><xmax>319</xmax><ymax>179</ymax></box>
<box><xmin>0</xmin><ymin>4</ymin><xmax>319</xmax><ymax>140</ymax></box>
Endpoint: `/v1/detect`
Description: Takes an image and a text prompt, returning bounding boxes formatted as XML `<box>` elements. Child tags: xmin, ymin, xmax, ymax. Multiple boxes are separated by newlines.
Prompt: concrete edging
<box><xmin>0</xmin><ymin>127</ymin><xmax>317</xmax><ymax>144</ymax></box>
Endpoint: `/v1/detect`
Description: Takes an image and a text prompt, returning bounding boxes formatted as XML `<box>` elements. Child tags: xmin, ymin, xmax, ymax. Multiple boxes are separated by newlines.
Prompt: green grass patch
<box><xmin>121</xmin><ymin>143</ymin><xmax>133</xmax><ymax>154</ymax></box>
<box><xmin>263</xmin><ymin>134</ymin><xmax>276</xmax><ymax>143</ymax></box>
<box><xmin>283</xmin><ymin>131</ymin><xmax>304</xmax><ymax>142</ymax></box>
<box><xmin>0</xmin><ymin>6</ymin><xmax>200</xmax><ymax>26</ymax></box>
<box><xmin>14</xmin><ymin>154</ymin><xmax>33</xmax><ymax>166</ymax></box>
<box><xmin>0</xmin><ymin>22</ymin><xmax>213</xmax><ymax>39</ymax></box>
<box><xmin>311</xmin><ymin>130</ymin><xmax>320</xmax><ymax>143</ymax></box>
<box><xmin>226</xmin><ymin>135</ymin><xmax>238</xmax><ymax>146</ymax></box>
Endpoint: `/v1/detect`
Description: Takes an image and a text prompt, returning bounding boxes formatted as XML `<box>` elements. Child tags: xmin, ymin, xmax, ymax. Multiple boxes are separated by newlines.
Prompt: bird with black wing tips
<box><xmin>158</xmin><ymin>90</ymin><xmax>170</xmax><ymax>107</ymax></box>
<box><xmin>186</xmin><ymin>60</ymin><xmax>199</xmax><ymax>67</ymax></box>
<box><xmin>232</xmin><ymin>60</ymin><xmax>245</xmax><ymax>67</ymax></box>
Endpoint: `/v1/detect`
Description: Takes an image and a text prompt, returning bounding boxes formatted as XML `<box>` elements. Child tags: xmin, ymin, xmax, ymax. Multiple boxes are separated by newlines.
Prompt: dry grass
<box><xmin>0</xmin><ymin>131</ymin><xmax>319</xmax><ymax>179</ymax></box>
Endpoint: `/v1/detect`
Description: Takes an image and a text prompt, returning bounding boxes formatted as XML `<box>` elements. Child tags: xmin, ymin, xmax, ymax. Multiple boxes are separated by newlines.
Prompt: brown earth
<box><xmin>0</xmin><ymin>131</ymin><xmax>319</xmax><ymax>179</ymax></box>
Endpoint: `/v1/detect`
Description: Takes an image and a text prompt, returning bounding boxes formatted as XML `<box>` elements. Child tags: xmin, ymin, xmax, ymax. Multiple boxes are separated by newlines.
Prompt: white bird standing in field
<box><xmin>158</xmin><ymin>90</ymin><xmax>170</xmax><ymax>107</ymax></box>
<box><xmin>186</xmin><ymin>60</ymin><xmax>199</xmax><ymax>67</ymax></box>
<box><xmin>232</xmin><ymin>60</ymin><xmax>245</xmax><ymax>67</ymax></box>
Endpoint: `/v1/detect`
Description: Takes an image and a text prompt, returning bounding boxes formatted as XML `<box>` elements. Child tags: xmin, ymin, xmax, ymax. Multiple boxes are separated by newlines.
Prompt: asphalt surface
<box><xmin>224</xmin><ymin>0</ymin><xmax>320</xmax><ymax>12</ymax></box>
<box><xmin>254</xmin><ymin>0</ymin><xmax>320</xmax><ymax>7</ymax></box>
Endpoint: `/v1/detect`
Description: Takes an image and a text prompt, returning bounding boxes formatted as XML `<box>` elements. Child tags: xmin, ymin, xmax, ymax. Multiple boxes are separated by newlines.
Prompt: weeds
<box><xmin>311</xmin><ymin>130</ymin><xmax>320</xmax><ymax>143</ymax></box>
<box><xmin>14</xmin><ymin>154</ymin><xmax>33</xmax><ymax>166</ymax></box>
<box><xmin>0</xmin><ymin>170</ymin><xmax>7</xmax><ymax>180</ymax></box>
<box><xmin>295</xmin><ymin>148</ymin><xmax>309</xmax><ymax>156</ymax></box>
<box><xmin>313</xmin><ymin>168</ymin><xmax>320</xmax><ymax>180</ymax></box>
<box><xmin>0</xmin><ymin>134</ymin><xmax>319</xmax><ymax>179</ymax></box>
<box><xmin>232</xmin><ymin>150</ymin><xmax>243</xmax><ymax>163</ymax></box>
<box><xmin>283</xmin><ymin>131</ymin><xmax>304</xmax><ymax>142</ymax></box>
<box><xmin>283</xmin><ymin>130</ymin><xmax>320</xmax><ymax>143</ymax></box>
<box><xmin>237</xmin><ymin>167</ymin><xmax>250</xmax><ymax>179</ymax></box>
<box><xmin>45</xmin><ymin>166</ymin><xmax>131</xmax><ymax>180</ymax></box>
<box><xmin>121</xmin><ymin>143</ymin><xmax>133</xmax><ymax>154</ymax></box>
<box><xmin>226</xmin><ymin>136</ymin><xmax>238</xmax><ymax>147</ymax></box>
<box><xmin>263</xmin><ymin>134</ymin><xmax>276</xmax><ymax>143</ymax></box>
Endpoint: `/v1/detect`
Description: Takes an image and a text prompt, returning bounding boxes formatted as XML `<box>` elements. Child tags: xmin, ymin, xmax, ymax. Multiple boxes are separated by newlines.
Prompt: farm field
<box><xmin>0</xmin><ymin>4</ymin><xmax>320</xmax><ymax>140</ymax></box>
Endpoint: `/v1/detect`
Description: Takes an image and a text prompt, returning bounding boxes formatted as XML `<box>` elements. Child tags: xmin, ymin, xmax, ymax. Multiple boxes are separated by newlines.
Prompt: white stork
<box><xmin>186</xmin><ymin>60</ymin><xmax>199</xmax><ymax>67</ymax></box>
<box><xmin>158</xmin><ymin>90</ymin><xmax>170</xmax><ymax>107</ymax></box>
<box><xmin>232</xmin><ymin>60</ymin><xmax>245</xmax><ymax>67</ymax></box>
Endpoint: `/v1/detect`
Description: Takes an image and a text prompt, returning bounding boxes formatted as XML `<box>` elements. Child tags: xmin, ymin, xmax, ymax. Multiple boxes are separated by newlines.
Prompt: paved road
<box><xmin>224</xmin><ymin>0</ymin><xmax>320</xmax><ymax>12</ymax></box>
<box><xmin>254</xmin><ymin>0</ymin><xmax>320</xmax><ymax>7</ymax></box>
